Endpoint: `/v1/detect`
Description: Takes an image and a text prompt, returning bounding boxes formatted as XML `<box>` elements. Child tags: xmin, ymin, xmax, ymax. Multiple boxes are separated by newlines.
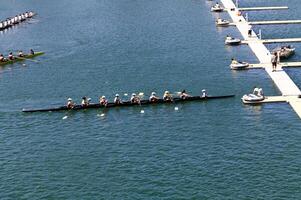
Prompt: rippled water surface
<box><xmin>1</xmin><ymin>0</ymin><xmax>301</xmax><ymax>199</ymax></box>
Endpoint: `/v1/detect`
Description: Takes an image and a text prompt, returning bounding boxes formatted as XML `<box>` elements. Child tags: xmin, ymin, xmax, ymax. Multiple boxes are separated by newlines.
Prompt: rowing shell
<box><xmin>22</xmin><ymin>95</ymin><xmax>235</xmax><ymax>113</ymax></box>
<box><xmin>0</xmin><ymin>52</ymin><xmax>44</xmax><ymax>66</ymax></box>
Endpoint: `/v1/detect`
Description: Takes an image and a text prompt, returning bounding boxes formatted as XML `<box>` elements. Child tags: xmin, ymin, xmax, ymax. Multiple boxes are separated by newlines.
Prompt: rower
<box><xmin>30</xmin><ymin>49</ymin><xmax>35</xmax><ymax>55</ymax></box>
<box><xmin>81</xmin><ymin>96</ymin><xmax>89</xmax><ymax>107</ymax></box>
<box><xmin>29</xmin><ymin>11</ymin><xmax>34</xmax><ymax>17</ymax></box>
<box><xmin>67</xmin><ymin>98</ymin><xmax>75</xmax><ymax>109</ymax></box>
<box><xmin>14</xmin><ymin>16</ymin><xmax>18</xmax><ymax>23</ymax></box>
<box><xmin>202</xmin><ymin>89</ymin><xmax>207</xmax><ymax>97</ymax></box>
<box><xmin>0</xmin><ymin>54</ymin><xmax>5</xmax><ymax>62</ymax></box>
<box><xmin>8</xmin><ymin>52</ymin><xmax>14</xmax><ymax>60</ymax></box>
<box><xmin>0</xmin><ymin>22</ymin><xmax>3</xmax><ymax>29</ymax></box>
<box><xmin>18</xmin><ymin>50</ymin><xmax>24</xmax><ymax>57</ymax></box>
<box><xmin>180</xmin><ymin>89</ymin><xmax>190</xmax><ymax>99</ymax></box>
<box><xmin>114</xmin><ymin>94</ymin><xmax>122</xmax><ymax>104</ymax></box>
<box><xmin>130</xmin><ymin>93</ymin><xmax>141</xmax><ymax>104</ymax></box>
<box><xmin>258</xmin><ymin>88</ymin><xmax>264</xmax><ymax>97</ymax></box>
<box><xmin>25</xmin><ymin>12</ymin><xmax>29</xmax><ymax>18</ymax></box>
<box><xmin>18</xmin><ymin>15</ymin><xmax>22</xmax><ymax>21</ymax></box>
<box><xmin>149</xmin><ymin>92</ymin><xmax>159</xmax><ymax>102</ymax></box>
<box><xmin>99</xmin><ymin>95</ymin><xmax>108</xmax><ymax>106</ymax></box>
<box><xmin>163</xmin><ymin>91</ymin><xmax>173</xmax><ymax>101</ymax></box>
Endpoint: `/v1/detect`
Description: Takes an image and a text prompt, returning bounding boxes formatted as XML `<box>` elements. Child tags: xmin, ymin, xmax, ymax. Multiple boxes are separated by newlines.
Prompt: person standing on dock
<box><xmin>248</xmin><ymin>25</ymin><xmax>252</xmax><ymax>37</ymax></box>
<box><xmin>271</xmin><ymin>52</ymin><xmax>278</xmax><ymax>72</ymax></box>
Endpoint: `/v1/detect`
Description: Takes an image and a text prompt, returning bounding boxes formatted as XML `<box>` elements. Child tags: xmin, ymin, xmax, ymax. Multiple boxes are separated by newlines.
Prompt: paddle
<box><xmin>17</xmin><ymin>56</ymin><xmax>39</xmax><ymax>63</ymax></box>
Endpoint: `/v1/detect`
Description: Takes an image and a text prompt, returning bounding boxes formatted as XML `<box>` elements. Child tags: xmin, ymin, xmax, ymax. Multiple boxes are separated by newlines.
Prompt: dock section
<box><xmin>220</xmin><ymin>0</ymin><xmax>301</xmax><ymax>118</ymax></box>
<box><xmin>229</xmin><ymin>20</ymin><xmax>301</xmax><ymax>26</ymax></box>
<box><xmin>238</xmin><ymin>6</ymin><xmax>288</xmax><ymax>11</ymax></box>
<box><xmin>242</xmin><ymin>38</ymin><xmax>301</xmax><ymax>44</ymax></box>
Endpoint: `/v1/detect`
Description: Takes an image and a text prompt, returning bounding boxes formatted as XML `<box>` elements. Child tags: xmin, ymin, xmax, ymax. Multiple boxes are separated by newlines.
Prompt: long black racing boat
<box><xmin>22</xmin><ymin>95</ymin><xmax>235</xmax><ymax>113</ymax></box>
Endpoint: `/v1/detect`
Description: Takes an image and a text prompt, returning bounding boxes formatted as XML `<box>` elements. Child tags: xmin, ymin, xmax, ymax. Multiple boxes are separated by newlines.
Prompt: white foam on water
<box><xmin>140</xmin><ymin>110</ymin><xmax>145</xmax><ymax>114</ymax></box>
<box><xmin>174</xmin><ymin>107</ymin><xmax>179</xmax><ymax>111</ymax></box>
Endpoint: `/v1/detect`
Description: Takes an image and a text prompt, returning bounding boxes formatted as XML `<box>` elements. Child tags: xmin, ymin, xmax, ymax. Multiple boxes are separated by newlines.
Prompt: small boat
<box><xmin>225</xmin><ymin>37</ymin><xmax>241</xmax><ymax>45</ymax></box>
<box><xmin>241</xmin><ymin>94</ymin><xmax>264</xmax><ymax>104</ymax></box>
<box><xmin>230</xmin><ymin>61</ymin><xmax>249</xmax><ymax>70</ymax></box>
<box><xmin>0</xmin><ymin>51</ymin><xmax>44</xmax><ymax>66</ymax></box>
<box><xmin>211</xmin><ymin>5</ymin><xmax>224</xmax><ymax>12</ymax></box>
<box><xmin>22</xmin><ymin>94</ymin><xmax>235</xmax><ymax>113</ymax></box>
<box><xmin>216</xmin><ymin>19</ymin><xmax>230</xmax><ymax>26</ymax></box>
<box><xmin>272</xmin><ymin>45</ymin><xmax>295</xmax><ymax>59</ymax></box>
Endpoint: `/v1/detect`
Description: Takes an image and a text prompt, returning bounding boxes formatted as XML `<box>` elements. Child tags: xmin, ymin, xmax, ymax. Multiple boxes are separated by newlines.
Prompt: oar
<box><xmin>17</xmin><ymin>56</ymin><xmax>39</xmax><ymax>63</ymax></box>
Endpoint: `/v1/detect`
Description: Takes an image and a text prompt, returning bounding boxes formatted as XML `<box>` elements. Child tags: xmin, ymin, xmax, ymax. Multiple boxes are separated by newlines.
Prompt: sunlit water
<box><xmin>1</xmin><ymin>0</ymin><xmax>301</xmax><ymax>199</ymax></box>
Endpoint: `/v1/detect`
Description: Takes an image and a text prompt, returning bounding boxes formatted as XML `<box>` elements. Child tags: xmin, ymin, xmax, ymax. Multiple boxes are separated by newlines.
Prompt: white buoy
<box><xmin>22</xmin><ymin>64</ymin><xmax>26</xmax><ymax>66</ymax></box>
<box><xmin>62</xmin><ymin>116</ymin><xmax>68</xmax><ymax>120</ymax></box>
<box><xmin>174</xmin><ymin>107</ymin><xmax>179</xmax><ymax>111</ymax></box>
<box><xmin>140</xmin><ymin>110</ymin><xmax>145</xmax><ymax>114</ymax></box>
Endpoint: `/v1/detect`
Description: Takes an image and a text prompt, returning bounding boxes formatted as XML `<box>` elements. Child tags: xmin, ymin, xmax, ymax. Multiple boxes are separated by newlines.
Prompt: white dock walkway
<box><xmin>229</xmin><ymin>20</ymin><xmax>301</xmax><ymax>26</ymax></box>
<box><xmin>248</xmin><ymin>62</ymin><xmax>301</xmax><ymax>69</ymax></box>
<box><xmin>220</xmin><ymin>0</ymin><xmax>301</xmax><ymax>118</ymax></box>
<box><xmin>238</xmin><ymin>6</ymin><xmax>288</xmax><ymax>11</ymax></box>
<box><xmin>241</xmin><ymin>38</ymin><xmax>301</xmax><ymax>44</ymax></box>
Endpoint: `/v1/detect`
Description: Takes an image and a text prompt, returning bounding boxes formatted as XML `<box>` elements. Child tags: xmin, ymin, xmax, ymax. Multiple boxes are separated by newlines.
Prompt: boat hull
<box><xmin>0</xmin><ymin>52</ymin><xmax>44</xmax><ymax>66</ymax></box>
<box><xmin>22</xmin><ymin>95</ymin><xmax>235</xmax><ymax>113</ymax></box>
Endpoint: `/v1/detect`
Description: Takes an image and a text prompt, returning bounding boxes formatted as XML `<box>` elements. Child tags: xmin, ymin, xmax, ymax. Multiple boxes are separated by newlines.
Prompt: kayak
<box><xmin>22</xmin><ymin>94</ymin><xmax>235</xmax><ymax>113</ymax></box>
<box><xmin>0</xmin><ymin>52</ymin><xmax>44</xmax><ymax>66</ymax></box>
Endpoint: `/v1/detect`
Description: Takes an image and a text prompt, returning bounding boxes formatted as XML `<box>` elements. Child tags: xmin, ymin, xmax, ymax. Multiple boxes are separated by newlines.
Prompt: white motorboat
<box><xmin>211</xmin><ymin>5</ymin><xmax>224</xmax><ymax>12</ymax></box>
<box><xmin>241</xmin><ymin>94</ymin><xmax>265</xmax><ymax>104</ymax></box>
<box><xmin>225</xmin><ymin>37</ymin><xmax>241</xmax><ymax>45</ymax></box>
<box><xmin>230</xmin><ymin>61</ymin><xmax>249</xmax><ymax>70</ymax></box>
<box><xmin>216</xmin><ymin>19</ymin><xmax>230</xmax><ymax>26</ymax></box>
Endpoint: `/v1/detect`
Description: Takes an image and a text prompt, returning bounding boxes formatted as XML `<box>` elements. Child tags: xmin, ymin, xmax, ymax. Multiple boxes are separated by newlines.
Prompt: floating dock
<box><xmin>238</xmin><ymin>6</ymin><xmax>288</xmax><ymax>11</ymax></box>
<box><xmin>242</xmin><ymin>38</ymin><xmax>301</xmax><ymax>44</ymax></box>
<box><xmin>248</xmin><ymin>62</ymin><xmax>301</xmax><ymax>69</ymax></box>
<box><xmin>220</xmin><ymin>0</ymin><xmax>301</xmax><ymax>118</ymax></box>
<box><xmin>229</xmin><ymin>20</ymin><xmax>301</xmax><ymax>26</ymax></box>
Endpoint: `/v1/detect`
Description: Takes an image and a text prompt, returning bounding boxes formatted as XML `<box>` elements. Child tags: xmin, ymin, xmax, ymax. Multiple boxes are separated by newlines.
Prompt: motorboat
<box><xmin>241</xmin><ymin>94</ymin><xmax>264</xmax><ymax>104</ymax></box>
<box><xmin>225</xmin><ymin>37</ymin><xmax>241</xmax><ymax>45</ymax></box>
<box><xmin>230</xmin><ymin>60</ymin><xmax>249</xmax><ymax>70</ymax></box>
<box><xmin>216</xmin><ymin>18</ymin><xmax>230</xmax><ymax>26</ymax></box>
<box><xmin>211</xmin><ymin>4</ymin><xmax>224</xmax><ymax>12</ymax></box>
<box><xmin>272</xmin><ymin>45</ymin><xmax>295</xmax><ymax>59</ymax></box>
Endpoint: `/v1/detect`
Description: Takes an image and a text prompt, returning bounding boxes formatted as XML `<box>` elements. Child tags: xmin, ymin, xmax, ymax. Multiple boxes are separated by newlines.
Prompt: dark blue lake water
<box><xmin>1</xmin><ymin>0</ymin><xmax>301</xmax><ymax>199</ymax></box>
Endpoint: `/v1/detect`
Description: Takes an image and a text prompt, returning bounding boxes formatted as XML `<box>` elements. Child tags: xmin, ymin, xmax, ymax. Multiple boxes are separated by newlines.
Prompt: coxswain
<box><xmin>18</xmin><ymin>50</ymin><xmax>24</xmax><ymax>57</ymax></box>
<box><xmin>99</xmin><ymin>96</ymin><xmax>108</xmax><ymax>106</ymax></box>
<box><xmin>8</xmin><ymin>52</ymin><xmax>14</xmax><ymax>60</ymax></box>
<box><xmin>29</xmin><ymin>11</ymin><xmax>34</xmax><ymax>17</ymax></box>
<box><xmin>149</xmin><ymin>92</ymin><xmax>159</xmax><ymax>102</ymax></box>
<box><xmin>30</xmin><ymin>49</ymin><xmax>35</xmax><ymax>55</ymax></box>
<box><xmin>180</xmin><ymin>90</ymin><xmax>190</xmax><ymax>99</ymax></box>
<box><xmin>130</xmin><ymin>93</ymin><xmax>141</xmax><ymax>104</ymax></box>
<box><xmin>163</xmin><ymin>91</ymin><xmax>172</xmax><ymax>101</ymax></box>
<box><xmin>81</xmin><ymin>96</ymin><xmax>89</xmax><ymax>107</ymax></box>
<box><xmin>114</xmin><ymin>94</ymin><xmax>122</xmax><ymax>104</ymax></box>
<box><xmin>0</xmin><ymin>54</ymin><xmax>5</xmax><ymax>62</ymax></box>
<box><xmin>202</xmin><ymin>89</ymin><xmax>208</xmax><ymax>97</ymax></box>
<box><xmin>66</xmin><ymin>98</ymin><xmax>75</xmax><ymax>109</ymax></box>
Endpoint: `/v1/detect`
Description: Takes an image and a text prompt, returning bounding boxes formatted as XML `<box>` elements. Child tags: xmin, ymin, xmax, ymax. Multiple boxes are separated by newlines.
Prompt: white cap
<box><xmin>164</xmin><ymin>91</ymin><xmax>169</xmax><ymax>94</ymax></box>
<box><xmin>101</xmin><ymin>96</ymin><xmax>105</xmax><ymax>99</ymax></box>
<box><xmin>68</xmin><ymin>98</ymin><xmax>72</xmax><ymax>101</ymax></box>
<box><xmin>151</xmin><ymin>92</ymin><xmax>156</xmax><ymax>95</ymax></box>
<box><xmin>115</xmin><ymin>94</ymin><xmax>119</xmax><ymax>97</ymax></box>
<box><xmin>88</xmin><ymin>98</ymin><xmax>91</xmax><ymax>101</ymax></box>
<box><xmin>202</xmin><ymin>89</ymin><xmax>206</xmax><ymax>92</ymax></box>
<box><xmin>132</xmin><ymin>93</ymin><xmax>136</xmax><ymax>96</ymax></box>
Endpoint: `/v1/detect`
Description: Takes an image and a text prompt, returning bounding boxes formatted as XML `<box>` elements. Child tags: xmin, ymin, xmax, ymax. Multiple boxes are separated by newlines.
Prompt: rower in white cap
<box><xmin>67</xmin><ymin>98</ymin><xmax>75</xmax><ymax>109</ymax></box>
<box><xmin>149</xmin><ymin>92</ymin><xmax>159</xmax><ymax>102</ymax></box>
<box><xmin>202</xmin><ymin>89</ymin><xmax>208</xmax><ymax>97</ymax></box>
<box><xmin>99</xmin><ymin>95</ymin><xmax>108</xmax><ymax>106</ymax></box>
<box><xmin>163</xmin><ymin>91</ymin><xmax>172</xmax><ymax>101</ymax></box>
<box><xmin>114</xmin><ymin>94</ymin><xmax>122</xmax><ymax>104</ymax></box>
<box><xmin>130</xmin><ymin>93</ymin><xmax>141</xmax><ymax>104</ymax></box>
